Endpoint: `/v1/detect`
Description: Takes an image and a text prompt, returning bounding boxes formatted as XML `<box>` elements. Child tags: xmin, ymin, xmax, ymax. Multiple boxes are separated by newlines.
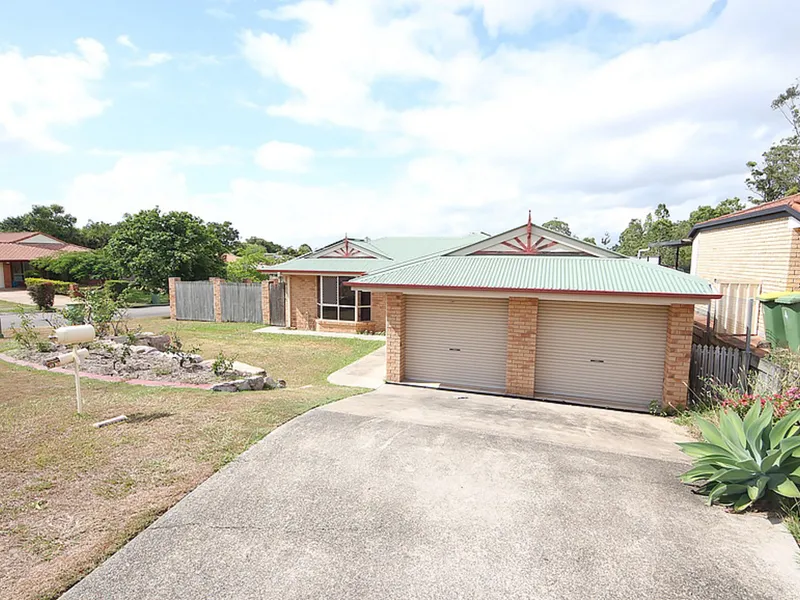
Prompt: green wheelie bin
<box><xmin>776</xmin><ymin>293</ymin><xmax>800</xmax><ymax>352</ymax></box>
<box><xmin>759</xmin><ymin>292</ymin><xmax>788</xmax><ymax>348</ymax></box>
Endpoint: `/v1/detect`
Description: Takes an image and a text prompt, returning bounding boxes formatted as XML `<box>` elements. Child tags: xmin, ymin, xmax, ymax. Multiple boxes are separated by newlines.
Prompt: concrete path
<box><xmin>61</xmin><ymin>387</ymin><xmax>800</xmax><ymax>600</ymax></box>
<box><xmin>254</xmin><ymin>325</ymin><xmax>386</xmax><ymax>341</ymax></box>
<box><xmin>327</xmin><ymin>346</ymin><xmax>386</xmax><ymax>388</ymax></box>
<box><xmin>0</xmin><ymin>289</ymin><xmax>72</xmax><ymax>307</ymax></box>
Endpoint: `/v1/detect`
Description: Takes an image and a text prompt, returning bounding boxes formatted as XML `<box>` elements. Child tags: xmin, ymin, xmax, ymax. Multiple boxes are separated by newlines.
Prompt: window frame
<box><xmin>318</xmin><ymin>276</ymin><xmax>371</xmax><ymax>322</ymax></box>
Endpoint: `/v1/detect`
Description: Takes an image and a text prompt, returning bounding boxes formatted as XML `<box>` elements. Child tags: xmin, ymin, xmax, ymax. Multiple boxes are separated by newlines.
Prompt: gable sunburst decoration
<box><xmin>319</xmin><ymin>235</ymin><xmax>376</xmax><ymax>258</ymax></box>
<box><xmin>474</xmin><ymin>211</ymin><xmax>558</xmax><ymax>255</ymax></box>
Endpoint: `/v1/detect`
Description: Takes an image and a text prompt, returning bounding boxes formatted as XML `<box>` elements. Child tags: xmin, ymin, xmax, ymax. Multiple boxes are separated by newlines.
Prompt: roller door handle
<box><xmin>448</xmin><ymin>348</ymin><xmax>461</xmax><ymax>352</ymax></box>
<box><xmin>589</xmin><ymin>359</ymin><xmax>605</xmax><ymax>363</ymax></box>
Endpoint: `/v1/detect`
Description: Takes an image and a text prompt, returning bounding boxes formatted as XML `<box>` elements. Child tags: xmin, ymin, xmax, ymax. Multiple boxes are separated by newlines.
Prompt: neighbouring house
<box><xmin>0</xmin><ymin>232</ymin><xmax>89</xmax><ymax>290</ymax></box>
<box><xmin>688</xmin><ymin>193</ymin><xmax>800</xmax><ymax>338</ymax></box>
<box><xmin>259</xmin><ymin>233</ymin><xmax>488</xmax><ymax>334</ymax></box>
<box><xmin>222</xmin><ymin>253</ymin><xmax>239</xmax><ymax>263</ymax></box>
<box><xmin>348</xmin><ymin>216</ymin><xmax>719</xmax><ymax>412</ymax></box>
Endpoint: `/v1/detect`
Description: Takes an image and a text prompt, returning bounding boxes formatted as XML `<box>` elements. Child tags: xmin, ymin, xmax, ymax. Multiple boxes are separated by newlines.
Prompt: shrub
<box><xmin>720</xmin><ymin>389</ymin><xmax>800</xmax><ymax>421</ymax></box>
<box><xmin>104</xmin><ymin>279</ymin><xmax>131</xmax><ymax>299</ymax></box>
<box><xmin>678</xmin><ymin>401</ymin><xmax>800</xmax><ymax>512</ymax></box>
<box><xmin>83</xmin><ymin>288</ymin><xmax>129</xmax><ymax>337</ymax></box>
<box><xmin>30</xmin><ymin>250</ymin><xmax>116</xmax><ymax>283</ymax></box>
<box><xmin>27</xmin><ymin>283</ymin><xmax>55</xmax><ymax>309</ymax></box>
<box><xmin>212</xmin><ymin>350</ymin><xmax>235</xmax><ymax>377</ymax></box>
<box><xmin>24</xmin><ymin>277</ymin><xmax>74</xmax><ymax>295</ymax></box>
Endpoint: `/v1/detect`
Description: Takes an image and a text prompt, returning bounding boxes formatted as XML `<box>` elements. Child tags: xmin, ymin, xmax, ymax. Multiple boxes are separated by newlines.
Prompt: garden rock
<box><xmin>247</xmin><ymin>376</ymin><xmax>265</xmax><ymax>391</ymax></box>
<box><xmin>232</xmin><ymin>361</ymin><xmax>266</xmax><ymax>376</ymax></box>
<box><xmin>130</xmin><ymin>345</ymin><xmax>158</xmax><ymax>354</ymax></box>
<box><xmin>211</xmin><ymin>382</ymin><xmax>239</xmax><ymax>393</ymax></box>
<box><xmin>136</xmin><ymin>334</ymin><xmax>171</xmax><ymax>352</ymax></box>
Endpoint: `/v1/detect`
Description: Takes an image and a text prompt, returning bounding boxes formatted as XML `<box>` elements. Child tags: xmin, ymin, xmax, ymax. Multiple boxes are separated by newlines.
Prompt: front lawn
<box><xmin>0</xmin><ymin>317</ymin><xmax>383</xmax><ymax>600</ymax></box>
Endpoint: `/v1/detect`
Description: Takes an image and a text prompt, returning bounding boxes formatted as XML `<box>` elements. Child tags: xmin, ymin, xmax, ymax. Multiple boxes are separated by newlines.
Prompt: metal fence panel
<box><xmin>175</xmin><ymin>281</ymin><xmax>215</xmax><ymax>321</ymax></box>
<box><xmin>220</xmin><ymin>282</ymin><xmax>263</xmax><ymax>323</ymax></box>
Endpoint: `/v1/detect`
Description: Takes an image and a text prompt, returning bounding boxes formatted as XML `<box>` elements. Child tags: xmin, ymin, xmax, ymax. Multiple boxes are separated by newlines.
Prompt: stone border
<box><xmin>0</xmin><ymin>353</ymin><xmax>215</xmax><ymax>390</ymax></box>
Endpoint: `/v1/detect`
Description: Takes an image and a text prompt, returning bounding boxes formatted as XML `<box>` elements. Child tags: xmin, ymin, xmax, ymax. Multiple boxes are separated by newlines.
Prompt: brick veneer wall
<box><xmin>371</xmin><ymin>292</ymin><xmax>388</xmax><ymax>332</ymax></box>
<box><xmin>385</xmin><ymin>292</ymin><xmax>406</xmax><ymax>382</ymax></box>
<box><xmin>505</xmin><ymin>297</ymin><xmax>538</xmax><ymax>396</ymax></box>
<box><xmin>316</xmin><ymin>319</ymin><xmax>376</xmax><ymax>333</ymax></box>
<box><xmin>788</xmin><ymin>228</ymin><xmax>800</xmax><ymax>291</ymax></box>
<box><xmin>288</xmin><ymin>275</ymin><xmax>318</xmax><ymax>330</ymax></box>
<box><xmin>663</xmin><ymin>304</ymin><xmax>694</xmax><ymax>410</ymax></box>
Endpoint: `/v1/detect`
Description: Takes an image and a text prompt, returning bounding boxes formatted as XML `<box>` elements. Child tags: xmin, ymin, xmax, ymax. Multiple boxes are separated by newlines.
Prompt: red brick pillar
<box><xmin>261</xmin><ymin>280</ymin><xmax>271</xmax><ymax>324</ymax></box>
<box><xmin>168</xmin><ymin>277</ymin><xmax>181</xmax><ymax>320</ymax></box>
<box><xmin>210</xmin><ymin>277</ymin><xmax>223</xmax><ymax>323</ymax></box>
<box><xmin>663</xmin><ymin>304</ymin><xmax>694</xmax><ymax>410</ymax></box>
<box><xmin>385</xmin><ymin>293</ymin><xmax>406</xmax><ymax>383</ymax></box>
<box><xmin>506</xmin><ymin>297</ymin><xmax>538</xmax><ymax>396</ymax></box>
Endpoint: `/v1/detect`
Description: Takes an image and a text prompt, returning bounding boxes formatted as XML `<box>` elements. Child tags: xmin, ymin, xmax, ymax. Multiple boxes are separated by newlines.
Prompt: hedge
<box><xmin>27</xmin><ymin>283</ymin><xmax>55</xmax><ymax>309</ymax></box>
<box><xmin>24</xmin><ymin>277</ymin><xmax>75</xmax><ymax>296</ymax></box>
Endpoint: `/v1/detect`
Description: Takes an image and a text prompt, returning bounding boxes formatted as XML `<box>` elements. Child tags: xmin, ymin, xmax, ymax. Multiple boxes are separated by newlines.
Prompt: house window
<box><xmin>318</xmin><ymin>276</ymin><xmax>371</xmax><ymax>321</ymax></box>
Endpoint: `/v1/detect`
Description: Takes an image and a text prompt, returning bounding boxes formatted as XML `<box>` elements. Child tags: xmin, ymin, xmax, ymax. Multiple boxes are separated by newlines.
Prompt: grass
<box><xmin>0</xmin><ymin>299</ymin><xmax>37</xmax><ymax>314</ymax></box>
<box><xmin>0</xmin><ymin>316</ymin><xmax>383</xmax><ymax>600</ymax></box>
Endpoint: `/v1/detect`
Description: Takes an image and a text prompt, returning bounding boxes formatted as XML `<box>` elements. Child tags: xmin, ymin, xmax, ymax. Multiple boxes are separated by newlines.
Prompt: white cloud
<box><xmin>0</xmin><ymin>38</ymin><xmax>109</xmax><ymax>152</ymax></box>
<box><xmin>116</xmin><ymin>34</ymin><xmax>138</xmax><ymax>51</ymax></box>
<box><xmin>133</xmin><ymin>52</ymin><xmax>173</xmax><ymax>67</ymax></box>
<box><xmin>254</xmin><ymin>141</ymin><xmax>315</xmax><ymax>172</ymax></box>
<box><xmin>238</xmin><ymin>0</ymin><xmax>800</xmax><ymax>241</ymax></box>
<box><xmin>0</xmin><ymin>190</ymin><xmax>29</xmax><ymax>217</ymax></box>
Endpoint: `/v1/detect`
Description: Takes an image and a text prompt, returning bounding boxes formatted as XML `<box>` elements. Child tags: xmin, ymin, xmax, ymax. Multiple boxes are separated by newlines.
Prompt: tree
<box><xmin>600</xmin><ymin>232</ymin><xmax>611</xmax><ymax>247</ymax></box>
<box><xmin>225</xmin><ymin>245</ymin><xmax>276</xmax><ymax>282</ymax></box>
<box><xmin>244</xmin><ymin>236</ymin><xmax>283</xmax><ymax>254</ymax></box>
<box><xmin>31</xmin><ymin>250</ymin><xmax>117</xmax><ymax>283</ymax></box>
<box><xmin>540</xmin><ymin>218</ymin><xmax>572</xmax><ymax>237</ymax></box>
<box><xmin>747</xmin><ymin>81</ymin><xmax>800</xmax><ymax>204</ymax></box>
<box><xmin>80</xmin><ymin>220</ymin><xmax>117</xmax><ymax>249</ymax></box>
<box><xmin>106</xmin><ymin>208</ymin><xmax>225</xmax><ymax>292</ymax></box>
<box><xmin>208</xmin><ymin>221</ymin><xmax>241</xmax><ymax>252</ymax></box>
<box><xmin>0</xmin><ymin>204</ymin><xmax>82</xmax><ymax>244</ymax></box>
<box><xmin>582</xmin><ymin>236</ymin><xmax>597</xmax><ymax>245</ymax></box>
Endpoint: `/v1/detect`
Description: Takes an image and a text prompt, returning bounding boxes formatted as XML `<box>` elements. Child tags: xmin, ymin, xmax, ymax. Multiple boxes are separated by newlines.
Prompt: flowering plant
<box><xmin>720</xmin><ymin>388</ymin><xmax>800</xmax><ymax>421</ymax></box>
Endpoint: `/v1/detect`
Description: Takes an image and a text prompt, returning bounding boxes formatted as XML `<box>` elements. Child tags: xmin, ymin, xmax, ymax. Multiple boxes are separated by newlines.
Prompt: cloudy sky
<box><xmin>0</xmin><ymin>0</ymin><xmax>798</xmax><ymax>247</ymax></box>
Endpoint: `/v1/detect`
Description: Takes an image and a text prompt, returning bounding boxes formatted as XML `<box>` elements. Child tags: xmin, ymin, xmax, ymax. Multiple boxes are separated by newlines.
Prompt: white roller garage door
<box><xmin>405</xmin><ymin>296</ymin><xmax>508</xmax><ymax>392</ymax></box>
<box><xmin>535</xmin><ymin>301</ymin><xmax>668</xmax><ymax>412</ymax></box>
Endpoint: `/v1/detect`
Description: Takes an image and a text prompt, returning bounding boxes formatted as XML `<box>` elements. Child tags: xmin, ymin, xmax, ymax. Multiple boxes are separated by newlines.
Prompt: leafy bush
<box><xmin>163</xmin><ymin>328</ymin><xmax>200</xmax><ymax>367</ymax></box>
<box><xmin>61</xmin><ymin>302</ymin><xmax>86</xmax><ymax>325</ymax></box>
<box><xmin>10</xmin><ymin>308</ymin><xmax>50</xmax><ymax>351</ymax></box>
<box><xmin>27</xmin><ymin>283</ymin><xmax>55</xmax><ymax>309</ymax></box>
<box><xmin>678</xmin><ymin>401</ymin><xmax>800</xmax><ymax>512</ymax></box>
<box><xmin>720</xmin><ymin>389</ymin><xmax>800</xmax><ymax>421</ymax></box>
<box><xmin>83</xmin><ymin>288</ymin><xmax>128</xmax><ymax>337</ymax></box>
<box><xmin>104</xmin><ymin>279</ymin><xmax>131</xmax><ymax>299</ymax></box>
<box><xmin>212</xmin><ymin>350</ymin><xmax>235</xmax><ymax>376</ymax></box>
<box><xmin>25</xmin><ymin>277</ymin><xmax>73</xmax><ymax>295</ymax></box>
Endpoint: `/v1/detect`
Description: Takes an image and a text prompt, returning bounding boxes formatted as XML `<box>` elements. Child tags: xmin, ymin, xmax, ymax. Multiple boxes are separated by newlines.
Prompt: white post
<box><xmin>73</xmin><ymin>346</ymin><xmax>82</xmax><ymax>414</ymax></box>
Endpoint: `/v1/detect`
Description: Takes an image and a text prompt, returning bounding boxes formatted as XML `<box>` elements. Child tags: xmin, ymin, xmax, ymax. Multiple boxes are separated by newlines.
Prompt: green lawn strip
<box><xmin>0</xmin><ymin>319</ymin><xmax>382</xmax><ymax>600</ymax></box>
<box><xmin>0</xmin><ymin>299</ymin><xmax>38</xmax><ymax>314</ymax></box>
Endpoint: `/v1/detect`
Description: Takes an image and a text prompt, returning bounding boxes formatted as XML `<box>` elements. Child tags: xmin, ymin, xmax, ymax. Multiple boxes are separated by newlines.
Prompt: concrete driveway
<box><xmin>62</xmin><ymin>387</ymin><xmax>800</xmax><ymax>600</ymax></box>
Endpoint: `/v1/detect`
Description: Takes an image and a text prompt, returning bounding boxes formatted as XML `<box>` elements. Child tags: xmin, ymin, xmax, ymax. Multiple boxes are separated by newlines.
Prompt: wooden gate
<box><xmin>175</xmin><ymin>280</ymin><xmax>215</xmax><ymax>321</ymax></box>
<box><xmin>220</xmin><ymin>282</ymin><xmax>263</xmax><ymax>323</ymax></box>
<box><xmin>269</xmin><ymin>280</ymin><xmax>286</xmax><ymax>327</ymax></box>
<box><xmin>689</xmin><ymin>344</ymin><xmax>745</xmax><ymax>404</ymax></box>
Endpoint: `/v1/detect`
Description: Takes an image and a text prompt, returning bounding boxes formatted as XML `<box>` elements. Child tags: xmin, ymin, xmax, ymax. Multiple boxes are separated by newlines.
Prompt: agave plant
<box><xmin>678</xmin><ymin>402</ymin><xmax>800</xmax><ymax>511</ymax></box>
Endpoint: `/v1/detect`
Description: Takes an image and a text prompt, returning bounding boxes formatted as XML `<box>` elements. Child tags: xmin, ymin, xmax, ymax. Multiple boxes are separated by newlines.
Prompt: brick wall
<box><xmin>505</xmin><ymin>297</ymin><xmax>538</xmax><ymax>396</ymax></box>
<box><xmin>316</xmin><ymin>319</ymin><xmax>376</xmax><ymax>334</ymax></box>
<box><xmin>168</xmin><ymin>277</ymin><xmax>180</xmax><ymax>320</ymax></box>
<box><xmin>693</xmin><ymin>217</ymin><xmax>794</xmax><ymax>292</ymax></box>
<box><xmin>288</xmin><ymin>275</ymin><xmax>317</xmax><ymax>330</ymax></box>
<box><xmin>261</xmin><ymin>280</ymin><xmax>270</xmax><ymax>324</ymax></box>
<box><xmin>210</xmin><ymin>277</ymin><xmax>223</xmax><ymax>322</ymax></box>
<box><xmin>371</xmin><ymin>292</ymin><xmax>387</xmax><ymax>333</ymax></box>
<box><xmin>663</xmin><ymin>304</ymin><xmax>694</xmax><ymax>410</ymax></box>
<box><xmin>385</xmin><ymin>292</ymin><xmax>406</xmax><ymax>382</ymax></box>
<box><xmin>788</xmin><ymin>228</ymin><xmax>800</xmax><ymax>290</ymax></box>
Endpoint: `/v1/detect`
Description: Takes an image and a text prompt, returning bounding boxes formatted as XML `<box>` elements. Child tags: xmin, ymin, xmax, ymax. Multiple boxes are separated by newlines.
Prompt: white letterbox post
<box><xmin>52</xmin><ymin>325</ymin><xmax>96</xmax><ymax>414</ymax></box>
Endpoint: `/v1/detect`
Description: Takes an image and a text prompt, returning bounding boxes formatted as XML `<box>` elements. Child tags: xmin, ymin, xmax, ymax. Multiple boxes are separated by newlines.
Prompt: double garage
<box><xmin>402</xmin><ymin>295</ymin><xmax>672</xmax><ymax>412</ymax></box>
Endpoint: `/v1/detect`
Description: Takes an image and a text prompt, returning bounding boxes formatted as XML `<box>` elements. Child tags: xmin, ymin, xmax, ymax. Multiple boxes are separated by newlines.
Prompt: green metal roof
<box><xmin>261</xmin><ymin>233</ymin><xmax>488</xmax><ymax>275</ymax></box>
<box><xmin>349</xmin><ymin>256</ymin><xmax>719</xmax><ymax>298</ymax></box>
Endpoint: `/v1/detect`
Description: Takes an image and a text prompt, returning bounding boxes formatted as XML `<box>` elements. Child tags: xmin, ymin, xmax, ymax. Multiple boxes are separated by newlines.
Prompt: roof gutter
<box><xmin>688</xmin><ymin>204</ymin><xmax>800</xmax><ymax>238</ymax></box>
<box><xmin>346</xmin><ymin>280</ymin><xmax>722</xmax><ymax>300</ymax></box>
<box><xmin>258</xmin><ymin>268</ymin><xmax>367</xmax><ymax>276</ymax></box>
